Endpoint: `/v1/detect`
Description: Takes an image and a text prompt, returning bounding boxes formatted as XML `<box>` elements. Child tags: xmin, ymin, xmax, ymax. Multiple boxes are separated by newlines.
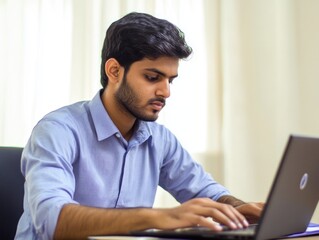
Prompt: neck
<box><xmin>101</xmin><ymin>89</ymin><xmax>136</xmax><ymax>141</ymax></box>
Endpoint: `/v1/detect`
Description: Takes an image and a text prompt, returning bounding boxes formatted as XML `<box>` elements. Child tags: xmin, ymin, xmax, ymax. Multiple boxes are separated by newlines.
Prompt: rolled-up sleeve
<box><xmin>21</xmin><ymin>119</ymin><xmax>79</xmax><ymax>239</ymax></box>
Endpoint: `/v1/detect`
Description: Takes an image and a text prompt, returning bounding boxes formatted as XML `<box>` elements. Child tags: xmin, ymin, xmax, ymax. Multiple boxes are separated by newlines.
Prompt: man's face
<box><xmin>115</xmin><ymin>56</ymin><xmax>179</xmax><ymax>121</ymax></box>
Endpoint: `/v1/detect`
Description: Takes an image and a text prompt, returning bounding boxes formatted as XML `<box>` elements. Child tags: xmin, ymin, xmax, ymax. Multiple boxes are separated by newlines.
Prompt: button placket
<box><xmin>115</xmin><ymin>147</ymin><xmax>132</xmax><ymax>207</ymax></box>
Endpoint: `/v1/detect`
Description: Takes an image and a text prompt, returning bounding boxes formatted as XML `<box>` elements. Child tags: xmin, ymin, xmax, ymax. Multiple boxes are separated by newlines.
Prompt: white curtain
<box><xmin>1</xmin><ymin>0</ymin><xmax>319</xmax><ymax>220</ymax></box>
<box><xmin>220</xmin><ymin>0</ymin><xmax>319</xmax><ymax>221</ymax></box>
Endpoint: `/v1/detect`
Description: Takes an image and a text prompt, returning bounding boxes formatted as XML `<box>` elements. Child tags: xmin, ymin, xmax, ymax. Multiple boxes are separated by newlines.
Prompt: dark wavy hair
<box><xmin>100</xmin><ymin>12</ymin><xmax>193</xmax><ymax>88</ymax></box>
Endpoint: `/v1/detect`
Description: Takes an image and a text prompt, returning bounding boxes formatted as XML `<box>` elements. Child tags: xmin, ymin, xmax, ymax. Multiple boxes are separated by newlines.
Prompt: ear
<box><xmin>105</xmin><ymin>58</ymin><xmax>121</xmax><ymax>83</ymax></box>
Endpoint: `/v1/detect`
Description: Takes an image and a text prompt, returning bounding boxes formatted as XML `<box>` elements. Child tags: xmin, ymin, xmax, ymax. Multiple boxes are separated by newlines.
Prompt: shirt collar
<box><xmin>130</xmin><ymin>121</ymin><xmax>153</xmax><ymax>145</ymax></box>
<box><xmin>89</xmin><ymin>90</ymin><xmax>118</xmax><ymax>141</ymax></box>
<box><xmin>88</xmin><ymin>90</ymin><xmax>153</xmax><ymax>143</ymax></box>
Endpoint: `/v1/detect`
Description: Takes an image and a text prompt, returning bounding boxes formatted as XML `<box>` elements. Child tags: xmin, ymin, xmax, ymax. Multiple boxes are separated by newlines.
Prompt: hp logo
<box><xmin>300</xmin><ymin>173</ymin><xmax>308</xmax><ymax>190</ymax></box>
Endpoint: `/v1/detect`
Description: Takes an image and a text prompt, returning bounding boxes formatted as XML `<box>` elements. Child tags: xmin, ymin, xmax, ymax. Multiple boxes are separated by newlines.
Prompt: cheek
<box><xmin>134</xmin><ymin>88</ymin><xmax>148</xmax><ymax>102</ymax></box>
<box><xmin>130</xmin><ymin>82</ymin><xmax>154</xmax><ymax>100</ymax></box>
<box><xmin>126</xmin><ymin>73</ymin><xmax>155</xmax><ymax>100</ymax></box>
<box><xmin>139</xmin><ymin>85</ymin><xmax>156</xmax><ymax>100</ymax></box>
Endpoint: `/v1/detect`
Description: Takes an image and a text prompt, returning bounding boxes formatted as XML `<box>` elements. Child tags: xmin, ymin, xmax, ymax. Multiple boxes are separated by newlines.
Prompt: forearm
<box><xmin>53</xmin><ymin>204</ymin><xmax>158</xmax><ymax>240</ymax></box>
<box><xmin>217</xmin><ymin>195</ymin><xmax>246</xmax><ymax>207</ymax></box>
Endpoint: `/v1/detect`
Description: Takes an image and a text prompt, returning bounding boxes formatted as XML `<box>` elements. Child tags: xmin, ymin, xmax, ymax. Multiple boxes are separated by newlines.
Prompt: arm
<box><xmin>217</xmin><ymin>195</ymin><xmax>246</xmax><ymax>207</ymax></box>
<box><xmin>54</xmin><ymin>204</ymin><xmax>156</xmax><ymax>240</ymax></box>
<box><xmin>217</xmin><ymin>195</ymin><xmax>264</xmax><ymax>224</ymax></box>
<box><xmin>54</xmin><ymin>198</ymin><xmax>250</xmax><ymax>240</ymax></box>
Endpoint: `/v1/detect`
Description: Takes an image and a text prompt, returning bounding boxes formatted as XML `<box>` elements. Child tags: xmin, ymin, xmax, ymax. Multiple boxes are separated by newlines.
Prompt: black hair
<box><xmin>100</xmin><ymin>12</ymin><xmax>193</xmax><ymax>88</ymax></box>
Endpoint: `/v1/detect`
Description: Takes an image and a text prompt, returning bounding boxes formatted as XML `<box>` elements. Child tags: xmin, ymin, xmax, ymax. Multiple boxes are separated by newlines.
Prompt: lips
<box><xmin>149</xmin><ymin>99</ymin><xmax>166</xmax><ymax>111</ymax></box>
<box><xmin>151</xmin><ymin>101</ymin><xmax>164</xmax><ymax>111</ymax></box>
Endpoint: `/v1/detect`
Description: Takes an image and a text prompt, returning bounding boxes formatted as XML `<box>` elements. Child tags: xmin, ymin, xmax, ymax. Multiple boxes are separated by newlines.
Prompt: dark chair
<box><xmin>0</xmin><ymin>147</ymin><xmax>24</xmax><ymax>239</ymax></box>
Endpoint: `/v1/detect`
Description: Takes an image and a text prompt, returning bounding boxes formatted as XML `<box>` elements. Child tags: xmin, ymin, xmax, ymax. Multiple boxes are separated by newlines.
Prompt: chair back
<box><xmin>0</xmin><ymin>147</ymin><xmax>24</xmax><ymax>239</ymax></box>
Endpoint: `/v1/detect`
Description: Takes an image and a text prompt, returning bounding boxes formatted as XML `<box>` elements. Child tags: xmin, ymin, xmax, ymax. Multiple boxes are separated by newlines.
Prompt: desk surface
<box><xmin>88</xmin><ymin>236</ymin><xmax>319</xmax><ymax>240</ymax></box>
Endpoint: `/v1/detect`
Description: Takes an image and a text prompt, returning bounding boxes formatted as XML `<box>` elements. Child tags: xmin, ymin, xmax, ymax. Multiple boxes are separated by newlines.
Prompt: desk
<box><xmin>88</xmin><ymin>236</ymin><xmax>319</xmax><ymax>240</ymax></box>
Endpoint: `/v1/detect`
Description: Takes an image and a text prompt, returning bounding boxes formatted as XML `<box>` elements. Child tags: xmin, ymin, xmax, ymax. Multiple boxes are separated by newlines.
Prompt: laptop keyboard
<box><xmin>134</xmin><ymin>225</ymin><xmax>257</xmax><ymax>240</ymax></box>
<box><xmin>173</xmin><ymin>224</ymin><xmax>256</xmax><ymax>235</ymax></box>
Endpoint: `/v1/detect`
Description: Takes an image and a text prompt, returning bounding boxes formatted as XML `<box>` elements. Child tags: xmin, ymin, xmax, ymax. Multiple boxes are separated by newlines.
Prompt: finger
<box><xmin>169</xmin><ymin>211</ymin><xmax>224</xmax><ymax>232</ymax></box>
<box><xmin>236</xmin><ymin>203</ymin><xmax>264</xmax><ymax>218</ymax></box>
<box><xmin>188</xmin><ymin>198</ymin><xmax>249</xmax><ymax>229</ymax></box>
<box><xmin>210</xmin><ymin>205</ymin><xmax>248</xmax><ymax>229</ymax></box>
<box><xmin>183</xmin><ymin>198</ymin><xmax>250</xmax><ymax>230</ymax></box>
<box><xmin>179</xmin><ymin>200</ymin><xmax>237</xmax><ymax>230</ymax></box>
<box><xmin>227</xmin><ymin>205</ymin><xmax>249</xmax><ymax>227</ymax></box>
<box><xmin>200</xmin><ymin>207</ymin><xmax>240</xmax><ymax>230</ymax></box>
<box><xmin>193</xmin><ymin>216</ymin><xmax>223</xmax><ymax>231</ymax></box>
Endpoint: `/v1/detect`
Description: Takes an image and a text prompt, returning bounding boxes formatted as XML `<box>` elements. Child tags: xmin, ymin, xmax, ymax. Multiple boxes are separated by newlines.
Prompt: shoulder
<box><xmin>30</xmin><ymin>101</ymin><xmax>91</xmax><ymax>144</ymax></box>
<box><xmin>43</xmin><ymin>100</ymin><xmax>89</xmax><ymax>123</ymax></box>
<box><xmin>36</xmin><ymin>100</ymin><xmax>90</xmax><ymax>131</ymax></box>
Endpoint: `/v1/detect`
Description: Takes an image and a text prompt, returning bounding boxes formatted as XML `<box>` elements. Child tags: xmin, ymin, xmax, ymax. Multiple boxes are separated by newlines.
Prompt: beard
<box><xmin>114</xmin><ymin>74</ymin><xmax>165</xmax><ymax>122</ymax></box>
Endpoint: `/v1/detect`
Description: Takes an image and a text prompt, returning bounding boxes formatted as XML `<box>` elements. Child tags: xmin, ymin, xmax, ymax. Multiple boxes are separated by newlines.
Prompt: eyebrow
<box><xmin>145</xmin><ymin>68</ymin><xmax>178</xmax><ymax>79</ymax></box>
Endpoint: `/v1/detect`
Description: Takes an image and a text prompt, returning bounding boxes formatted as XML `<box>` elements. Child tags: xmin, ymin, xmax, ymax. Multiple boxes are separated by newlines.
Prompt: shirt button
<box><xmin>115</xmin><ymin>133</ymin><xmax>121</xmax><ymax>138</ymax></box>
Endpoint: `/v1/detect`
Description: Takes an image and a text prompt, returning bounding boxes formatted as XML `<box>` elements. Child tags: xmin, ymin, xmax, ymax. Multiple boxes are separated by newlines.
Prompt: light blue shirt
<box><xmin>15</xmin><ymin>90</ymin><xmax>230</xmax><ymax>240</ymax></box>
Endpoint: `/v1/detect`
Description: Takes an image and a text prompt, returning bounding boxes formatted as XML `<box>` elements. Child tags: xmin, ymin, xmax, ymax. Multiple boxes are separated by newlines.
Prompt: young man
<box><xmin>15</xmin><ymin>12</ymin><xmax>263</xmax><ymax>240</ymax></box>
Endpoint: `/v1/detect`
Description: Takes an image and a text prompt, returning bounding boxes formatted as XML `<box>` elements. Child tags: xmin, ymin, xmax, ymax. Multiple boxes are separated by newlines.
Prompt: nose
<box><xmin>155</xmin><ymin>79</ymin><xmax>170</xmax><ymax>98</ymax></box>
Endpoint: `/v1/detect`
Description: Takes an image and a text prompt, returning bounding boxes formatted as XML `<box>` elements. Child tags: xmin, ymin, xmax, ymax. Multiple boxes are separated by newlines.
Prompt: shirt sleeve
<box><xmin>158</xmin><ymin>128</ymin><xmax>230</xmax><ymax>203</ymax></box>
<box><xmin>21</xmin><ymin>118</ymin><xmax>79</xmax><ymax>239</ymax></box>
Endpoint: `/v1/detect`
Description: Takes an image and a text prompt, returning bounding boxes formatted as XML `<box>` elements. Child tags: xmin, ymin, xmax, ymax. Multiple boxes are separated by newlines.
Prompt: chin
<box><xmin>141</xmin><ymin>117</ymin><xmax>158</xmax><ymax>122</ymax></box>
<box><xmin>139</xmin><ymin>114</ymin><xmax>159</xmax><ymax>122</ymax></box>
<box><xmin>135</xmin><ymin>110</ymin><xmax>160</xmax><ymax>122</ymax></box>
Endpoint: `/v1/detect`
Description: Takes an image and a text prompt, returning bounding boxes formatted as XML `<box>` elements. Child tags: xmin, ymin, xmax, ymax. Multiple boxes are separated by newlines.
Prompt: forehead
<box><xmin>130</xmin><ymin>57</ymin><xmax>179</xmax><ymax>76</ymax></box>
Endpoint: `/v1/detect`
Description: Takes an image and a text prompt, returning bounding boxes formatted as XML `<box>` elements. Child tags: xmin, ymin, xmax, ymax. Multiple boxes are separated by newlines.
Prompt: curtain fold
<box><xmin>221</xmin><ymin>0</ymin><xmax>319</xmax><ymax>206</ymax></box>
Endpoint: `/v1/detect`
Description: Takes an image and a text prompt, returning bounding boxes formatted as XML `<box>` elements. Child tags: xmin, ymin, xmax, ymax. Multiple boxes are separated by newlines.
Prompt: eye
<box><xmin>145</xmin><ymin>74</ymin><xmax>160</xmax><ymax>82</ymax></box>
<box><xmin>168</xmin><ymin>78</ymin><xmax>174</xmax><ymax>84</ymax></box>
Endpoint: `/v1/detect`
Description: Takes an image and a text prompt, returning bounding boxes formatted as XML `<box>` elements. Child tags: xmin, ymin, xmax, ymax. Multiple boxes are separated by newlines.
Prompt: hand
<box><xmin>154</xmin><ymin>198</ymin><xmax>249</xmax><ymax>231</ymax></box>
<box><xmin>235</xmin><ymin>202</ymin><xmax>264</xmax><ymax>224</ymax></box>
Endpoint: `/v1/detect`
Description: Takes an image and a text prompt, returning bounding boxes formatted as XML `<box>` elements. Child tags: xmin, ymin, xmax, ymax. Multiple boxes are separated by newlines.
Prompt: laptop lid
<box><xmin>130</xmin><ymin>135</ymin><xmax>319</xmax><ymax>240</ymax></box>
<box><xmin>255</xmin><ymin>135</ymin><xmax>319</xmax><ymax>239</ymax></box>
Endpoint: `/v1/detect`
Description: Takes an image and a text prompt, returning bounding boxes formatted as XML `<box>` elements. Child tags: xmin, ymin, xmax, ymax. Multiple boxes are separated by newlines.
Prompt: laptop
<box><xmin>130</xmin><ymin>135</ymin><xmax>319</xmax><ymax>240</ymax></box>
